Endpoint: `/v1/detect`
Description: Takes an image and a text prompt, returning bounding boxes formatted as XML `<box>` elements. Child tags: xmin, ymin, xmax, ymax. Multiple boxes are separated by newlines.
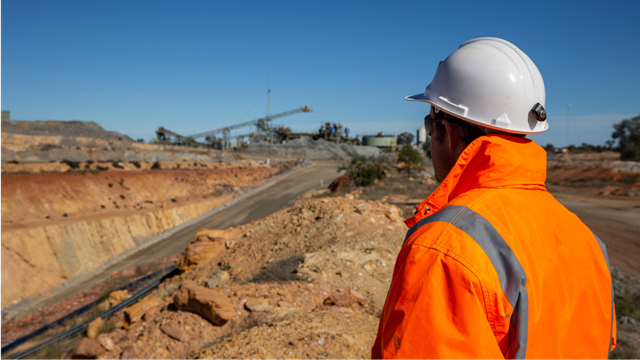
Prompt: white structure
<box><xmin>416</xmin><ymin>126</ymin><xmax>427</xmax><ymax>151</ymax></box>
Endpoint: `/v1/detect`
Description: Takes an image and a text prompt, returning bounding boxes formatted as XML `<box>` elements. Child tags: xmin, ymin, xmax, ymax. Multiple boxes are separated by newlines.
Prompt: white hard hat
<box><xmin>406</xmin><ymin>37</ymin><xmax>548</xmax><ymax>134</ymax></box>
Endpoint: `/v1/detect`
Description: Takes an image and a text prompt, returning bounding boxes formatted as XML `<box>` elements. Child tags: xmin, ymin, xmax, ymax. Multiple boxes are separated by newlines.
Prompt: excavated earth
<box><xmin>54</xmin><ymin>151</ymin><xmax>640</xmax><ymax>360</ymax></box>
<box><xmin>55</xmin><ymin>186</ymin><xmax>640</xmax><ymax>360</ymax></box>
<box><xmin>55</xmin><ymin>195</ymin><xmax>407</xmax><ymax>359</ymax></box>
<box><xmin>1</xmin><ymin>162</ymin><xmax>294</xmax><ymax>309</ymax></box>
<box><xmin>4</xmin><ymin>136</ymin><xmax>640</xmax><ymax>359</ymax></box>
<box><xmin>1</xmin><ymin>120</ymin><xmax>238</xmax><ymax>165</ymax></box>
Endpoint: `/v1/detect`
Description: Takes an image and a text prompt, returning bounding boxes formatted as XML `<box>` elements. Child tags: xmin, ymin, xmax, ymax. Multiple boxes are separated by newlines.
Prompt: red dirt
<box><xmin>2</xmin><ymin>166</ymin><xmax>283</xmax><ymax>229</ymax></box>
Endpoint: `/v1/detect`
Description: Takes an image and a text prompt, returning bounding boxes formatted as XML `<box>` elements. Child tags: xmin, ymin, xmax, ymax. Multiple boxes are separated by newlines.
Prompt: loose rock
<box><xmin>245</xmin><ymin>298</ymin><xmax>271</xmax><ymax>312</ymax></box>
<box><xmin>173</xmin><ymin>281</ymin><xmax>234</xmax><ymax>326</ymax></box>
<box><xmin>160</xmin><ymin>323</ymin><xmax>189</xmax><ymax>342</ymax></box>
<box><xmin>86</xmin><ymin>317</ymin><xmax>104</xmax><ymax>340</ymax></box>
<box><xmin>97</xmin><ymin>335</ymin><xmax>114</xmax><ymax>351</ymax></box>
<box><xmin>123</xmin><ymin>297</ymin><xmax>164</xmax><ymax>328</ymax></box>
<box><xmin>119</xmin><ymin>345</ymin><xmax>138</xmax><ymax>359</ymax></box>
<box><xmin>178</xmin><ymin>239</ymin><xmax>226</xmax><ymax>270</ymax></box>
<box><xmin>207</xmin><ymin>270</ymin><xmax>230</xmax><ymax>289</ymax></box>
<box><xmin>68</xmin><ymin>338</ymin><xmax>105</xmax><ymax>359</ymax></box>
<box><xmin>107</xmin><ymin>290</ymin><xmax>129</xmax><ymax>307</ymax></box>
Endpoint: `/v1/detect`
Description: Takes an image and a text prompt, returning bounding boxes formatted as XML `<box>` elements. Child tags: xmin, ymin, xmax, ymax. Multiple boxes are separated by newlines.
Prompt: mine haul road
<box><xmin>548</xmin><ymin>185</ymin><xmax>640</xmax><ymax>279</ymax></box>
<box><xmin>7</xmin><ymin>161</ymin><xmax>344</xmax><ymax>322</ymax></box>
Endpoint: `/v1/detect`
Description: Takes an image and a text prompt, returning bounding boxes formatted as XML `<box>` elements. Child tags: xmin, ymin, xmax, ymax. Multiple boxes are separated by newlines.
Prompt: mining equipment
<box><xmin>312</xmin><ymin>122</ymin><xmax>359</xmax><ymax>144</ymax></box>
<box><xmin>154</xmin><ymin>127</ymin><xmax>198</xmax><ymax>147</ymax></box>
<box><xmin>154</xmin><ymin>89</ymin><xmax>313</xmax><ymax>149</ymax></box>
<box><xmin>362</xmin><ymin>133</ymin><xmax>396</xmax><ymax>151</ymax></box>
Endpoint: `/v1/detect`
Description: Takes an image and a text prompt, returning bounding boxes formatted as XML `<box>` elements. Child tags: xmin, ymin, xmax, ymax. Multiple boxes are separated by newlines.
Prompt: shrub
<box><xmin>339</xmin><ymin>155</ymin><xmax>391</xmax><ymax>186</ymax></box>
<box><xmin>612</xmin><ymin>114</ymin><xmax>640</xmax><ymax>161</ymax></box>
<box><xmin>397</xmin><ymin>132</ymin><xmax>415</xmax><ymax>146</ymax></box>
<box><xmin>615</xmin><ymin>291</ymin><xmax>640</xmax><ymax>321</ymax></box>
<box><xmin>397</xmin><ymin>144</ymin><xmax>424</xmax><ymax>177</ymax></box>
<box><xmin>151</xmin><ymin>161</ymin><xmax>161</xmax><ymax>170</ymax></box>
<box><xmin>62</xmin><ymin>160</ymin><xmax>80</xmax><ymax>169</ymax></box>
<box><xmin>611</xmin><ymin>339</ymin><xmax>638</xmax><ymax>359</ymax></box>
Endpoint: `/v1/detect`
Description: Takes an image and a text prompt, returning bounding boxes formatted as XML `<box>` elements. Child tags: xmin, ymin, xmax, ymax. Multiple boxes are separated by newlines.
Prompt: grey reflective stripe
<box><xmin>593</xmin><ymin>233</ymin><xmax>614</xmax><ymax>359</ymax></box>
<box><xmin>404</xmin><ymin>205</ymin><xmax>529</xmax><ymax>359</ymax></box>
<box><xmin>404</xmin><ymin>205</ymin><xmax>467</xmax><ymax>245</ymax></box>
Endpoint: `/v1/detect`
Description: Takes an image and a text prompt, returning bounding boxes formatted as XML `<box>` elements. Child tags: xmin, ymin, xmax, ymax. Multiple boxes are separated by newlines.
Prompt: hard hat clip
<box><xmin>531</xmin><ymin>103</ymin><xmax>546</xmax><ymax>122</ymax></box>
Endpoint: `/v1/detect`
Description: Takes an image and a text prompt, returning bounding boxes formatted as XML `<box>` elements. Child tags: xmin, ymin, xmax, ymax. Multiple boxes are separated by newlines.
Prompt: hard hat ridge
<box><xmin>406</xmin><ymin>37</ymin><xmax>548</xmax><ymax>134</ymax></box>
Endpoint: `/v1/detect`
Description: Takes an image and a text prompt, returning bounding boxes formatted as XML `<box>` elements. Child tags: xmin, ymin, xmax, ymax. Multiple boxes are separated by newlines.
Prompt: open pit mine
<box><xmin>1</xmin><ymin>120</ymin><xmax>295</xmax><ymax>310</ymax></box>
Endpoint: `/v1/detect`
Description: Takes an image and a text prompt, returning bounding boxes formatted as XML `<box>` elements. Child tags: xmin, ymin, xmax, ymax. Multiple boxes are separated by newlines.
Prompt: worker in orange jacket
<box><xmin>372</xmin><ymin>38</ymin><xmax>616</xmax><ymax>359</ymax></box>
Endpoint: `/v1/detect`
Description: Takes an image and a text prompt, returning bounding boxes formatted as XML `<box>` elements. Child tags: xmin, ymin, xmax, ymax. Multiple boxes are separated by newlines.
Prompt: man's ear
<box><xmin>443</xmin><ymin>120</ymin><xmax>461</xmax><ymax>153</ymax></box>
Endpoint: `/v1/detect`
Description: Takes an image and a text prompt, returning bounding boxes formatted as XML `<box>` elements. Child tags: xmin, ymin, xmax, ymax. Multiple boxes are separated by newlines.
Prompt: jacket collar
<box><xmin>404</xmin><ymin>134</ymin><xmax>547</xmax><ymax>228</ymax></box>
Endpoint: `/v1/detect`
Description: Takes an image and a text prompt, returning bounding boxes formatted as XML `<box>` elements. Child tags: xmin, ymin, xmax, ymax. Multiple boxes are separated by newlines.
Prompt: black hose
<box><xmin>2</xmin><ymin>266</ymin><xmax>179</xmax><ymax>359</ymax></box>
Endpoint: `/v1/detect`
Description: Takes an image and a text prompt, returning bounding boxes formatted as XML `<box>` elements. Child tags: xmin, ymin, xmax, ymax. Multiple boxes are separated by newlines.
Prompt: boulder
<box><xmin>97</xmin><ymin>335</ymin><xmax>114</xmax><ymax>352</ymax></box>
<box><xmin>123</xmin><ymin>297</ymin><xmax>165</xmax><ymax>329</ymax></box>
<box><xmin>193</xmin><ymin>228</ymin><xmax>234</xmax><ymax>241</ymax></box>
<box><xmin>173</xmin><ymin>281</ymin><xmax>234</xmax><ymax>326</ymax></box>
<box><xmin>160</xmin><ymin>323</ymin><xmax>189</xmax><ymax>342</ymax></box>
<box><xmin>178</xmin><ymin>239</ymin><xmax>226</xmax><ymax>270</ymax></box>
<box><xmin>156</xmin><ymin>282</ymin><xmax>180</xmax><ymax>299</ymax></box>
<box><xmin>86</xmin><ymin>317</ymin><xmax>104</xmax><ymax>339</ymax></box>
<box><xmin>68</xmin><ymin>338</ymin><xmax>105</xmax><ymax>359</ymax></box>
<box><xmin>245</xmin><ymin>298</ymin><xmax>271</xmax><ymax>312</ymax></box>
<box><xmin>107</xmin><ymin>290</ymin><xmax>130</xmax><ymax>307</ymax></box>
<box><xmin>207</xmin><ymin>270</ymin><xmax>230</xmax><ymax>289</ymax></box>
<box><xmin>329</xmin><ymin>174</ymin><xmax>350</xmax><ymax>193</ymax></box>
<box><xmin>119</xmin><ymin>345</ymin><xmax>138</xmax><ymax>359</ymax></box>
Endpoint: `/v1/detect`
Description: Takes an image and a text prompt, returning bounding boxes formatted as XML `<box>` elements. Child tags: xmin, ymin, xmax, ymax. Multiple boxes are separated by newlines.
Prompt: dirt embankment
<box><xmin>241</xmin><ymin>136</ymin><xmax>383</xmax><ymax>161</ymax></box>
<box><xmin>57</xmin><ymin>186</ymin><xmax>640</xmax><ymax>359</ymax></box>
<box><xmin>57</xmin><ymin>195</ymin><xmax>406</xmax><ymax>359</ymax></box>
<box><xmin>1</xmin><ymin>163</ymin><xmax>289</xmax><ymax>309</ymax></box>
<box><xmin>1</xmin><ymin>130</ymin><xmax>235</xmax><ymax>165</ymax></box>
<box><xmin>547</xmin><ymin>151</ymin><xmax>640</xmax><ymax>196</ymax></box>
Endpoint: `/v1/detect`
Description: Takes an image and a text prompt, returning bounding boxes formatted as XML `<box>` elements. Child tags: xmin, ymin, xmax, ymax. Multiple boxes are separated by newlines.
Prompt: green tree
<box><xmin>397</xmin><ymin>132</ymin><xmax>415</xmax><ymax>146</ymax></box>
<box><xmin>612</xmin><ymin>115</ymin><xmax>640</xmax><ymax>161</ymax></box>
<box><xmin>397</xmin><ymin>144</ymin><xmax>424</xmax><ymax>176</ymax></box>
<box><xmin>338</xmin><ymin>155</ymin><xmax>391</xmax><ymax>186</ymax></box>
<box><xmin>544</xmin><ymin>143</ymin><xmax>555</xmax><ymax>153</ymax></box>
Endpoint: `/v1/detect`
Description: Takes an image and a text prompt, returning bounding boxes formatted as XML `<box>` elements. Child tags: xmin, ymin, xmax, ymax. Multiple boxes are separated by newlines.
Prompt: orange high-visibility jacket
<box><xmin>372</xmin><ymin>134</ymin><xmax>616</xmax><ymax>359</ymax></box>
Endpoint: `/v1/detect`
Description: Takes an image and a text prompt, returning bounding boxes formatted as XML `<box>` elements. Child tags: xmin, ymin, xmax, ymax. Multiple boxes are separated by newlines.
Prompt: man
<box><xmin>372</xmin><ymin>38</ymin><xmax>616</xmax><ymax>359</ymax></box>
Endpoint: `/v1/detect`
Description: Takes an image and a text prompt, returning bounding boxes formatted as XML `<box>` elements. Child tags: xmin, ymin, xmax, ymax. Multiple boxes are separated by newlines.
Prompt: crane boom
<box><xmin>187</xmin><ymin>105</ymin><xmax>312</xmax><ymax>140</ymax></box>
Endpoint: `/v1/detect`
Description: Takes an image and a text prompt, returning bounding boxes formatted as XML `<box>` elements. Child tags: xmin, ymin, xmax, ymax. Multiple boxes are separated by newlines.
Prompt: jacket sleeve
<box><xmin>372</xmin><ymin>242</ymin><xmax>504</xmax><ymax>359</ymax></box>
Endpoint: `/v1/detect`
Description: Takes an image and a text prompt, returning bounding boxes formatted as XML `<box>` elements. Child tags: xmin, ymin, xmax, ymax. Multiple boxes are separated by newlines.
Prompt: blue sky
<box><xmin>2</xmin><ymin>0</ymin><xmax>639</xmax><ymax>147</ymax></box>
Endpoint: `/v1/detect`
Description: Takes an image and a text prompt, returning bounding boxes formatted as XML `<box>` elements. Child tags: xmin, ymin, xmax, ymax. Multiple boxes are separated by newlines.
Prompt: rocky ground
<box><xmin>56</xmin><ymin>189</ymin><xmax>640</xmax><ymax>359</ymax></box>
<box><xmin>242</xmin><ymin>136</ymin><xmax>383</xmax><ymax>161</ymax></box>
<box><xmin>58</xmin><ymin>192</ymin><xmax>408</xmax><ymax>359</ymax></box>
<box><xmin>0</xmin><ymin>255</ymin><xmax>180</xmax><ymax>348</ymax></box>
<box><xmin>547</xmin><ymin>151</ymin><xmax>640</xmax><ymax>196</ymax></box>
<box><xmin>1</xmin><ymin>120</ymin><xmax>241</xmax><ymax>165</ymax></box>
<box><xmin>5</xmin><ymin>149</ymin><xmax>640</xmax><ymax>359</ymax></box>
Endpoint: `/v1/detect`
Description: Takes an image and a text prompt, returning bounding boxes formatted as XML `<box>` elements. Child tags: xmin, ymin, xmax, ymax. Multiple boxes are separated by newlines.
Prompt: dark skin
<box><xmin>427</xmin><ymin>107</ymin><xmax>471</xmax><ymax>182</ymax></box>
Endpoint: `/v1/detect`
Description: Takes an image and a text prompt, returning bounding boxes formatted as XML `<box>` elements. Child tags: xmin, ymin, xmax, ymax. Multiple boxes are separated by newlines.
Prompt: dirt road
<box><xmin>548</xmin><ymin>185</ymin><xmax>640</xmax><ymax>278</ymax></box>
<box><xmin>4</xmin><ymin>161</ymin><xmax>343</xmax><ymax>322</ymax></box>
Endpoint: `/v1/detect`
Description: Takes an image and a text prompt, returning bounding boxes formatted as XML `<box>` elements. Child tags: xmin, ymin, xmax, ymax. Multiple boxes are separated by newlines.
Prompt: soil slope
<box><xmin>1</xmin><ymin>164</ymin><xmax>286</xmax><ymax>309</ymax></box>
<box><xmin>60</xmin><ymin>195</ymin><xmax>406</xmax><ymax>359</ymax></box>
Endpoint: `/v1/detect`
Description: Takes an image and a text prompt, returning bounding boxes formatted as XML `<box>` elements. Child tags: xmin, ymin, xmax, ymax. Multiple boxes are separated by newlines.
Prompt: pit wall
<box><xmin>1</xmin><ymin>132</ymin><xmax>232</xmax><ymax>164</ymax></box>
<box><xmin>1</xmin><ymin>165</ymin><xmax>282</xmax><ymax>308</ymax></box>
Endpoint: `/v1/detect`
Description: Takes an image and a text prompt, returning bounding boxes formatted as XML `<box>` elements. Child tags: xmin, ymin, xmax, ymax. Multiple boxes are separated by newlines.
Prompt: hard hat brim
<box><xmin>405</xmin><ymin>93</ymin><xmax>431</xmax><ymax>102</ymax></box>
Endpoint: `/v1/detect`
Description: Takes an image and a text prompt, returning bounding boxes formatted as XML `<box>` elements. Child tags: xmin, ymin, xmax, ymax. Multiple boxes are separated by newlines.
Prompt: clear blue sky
<box><xmin>2</xmin><ymin>0</ymin><xmax>639</xmax><ymax>147</ymax></box>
